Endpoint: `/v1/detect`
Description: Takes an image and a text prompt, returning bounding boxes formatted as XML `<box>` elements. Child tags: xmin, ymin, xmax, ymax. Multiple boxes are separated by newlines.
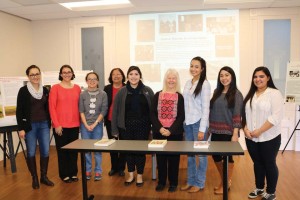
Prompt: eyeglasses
<box><xmin>61</xmin><ymin>71</ymin><xmax>72</xmax><ymax>75</ymax></box>
<box><xmin>87</xmin><ymin>78</ymin><xmax>98</xmax><ymax>82</ymax></box>
<box><xmin>29</xmin><ymin>73</ymin><xmax>40</xmax><ymax>78</ymax></box>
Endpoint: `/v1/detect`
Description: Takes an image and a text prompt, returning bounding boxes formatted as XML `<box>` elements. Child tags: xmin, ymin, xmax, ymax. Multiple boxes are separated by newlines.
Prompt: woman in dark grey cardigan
<box><xmin>111</xmin><ymin>66</ymin><xmax>154</xmax><ymax>187</ymax></box>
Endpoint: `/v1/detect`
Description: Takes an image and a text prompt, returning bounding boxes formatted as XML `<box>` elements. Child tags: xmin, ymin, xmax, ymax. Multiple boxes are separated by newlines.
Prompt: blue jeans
<box><xmin>80</xmin><ymin>122</ymin><xmax>103</xmax><ymax>173</ymax></box>
<box><xmin>184</xmin><ymin>121</ymin><xmax>208</xmax><ymax>188</ymax></box>
<box><xmin>25</xmin><ymin>121</ymin><xmax>50</xmax><ymax>158</ymax></box>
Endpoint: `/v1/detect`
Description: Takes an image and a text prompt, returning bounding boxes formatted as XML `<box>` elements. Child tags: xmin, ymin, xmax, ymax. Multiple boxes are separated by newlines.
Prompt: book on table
<box><xmin>94</xmin><ymin>138</ymin><xmax>116</xmax><ymax>147</ymax></box>
<box><xmin>148</xmin><ymin>139</ymin><xmax>167</xmax><ymax>148</ymax></box>
<box><xmin>193</xmin><ymin>141</ymin><xmax>210</xmax><ymax>149</ymax></box>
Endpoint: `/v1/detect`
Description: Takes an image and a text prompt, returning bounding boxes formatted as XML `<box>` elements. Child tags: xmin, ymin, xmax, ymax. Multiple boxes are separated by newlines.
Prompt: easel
<box><xmin>282</xmin><ymin>105</ymin><xmax>300</xmax><ymax>154</ymax></box>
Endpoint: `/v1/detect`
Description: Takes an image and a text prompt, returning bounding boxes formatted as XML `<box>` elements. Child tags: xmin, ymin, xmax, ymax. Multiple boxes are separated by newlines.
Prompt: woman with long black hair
<box><xmin>242</xmin><ymin>66</ymin><xmax>283</xmax><ymax>200</ymax></box>
<box><xmin>209</xmin><ymin>66</ymin><xmax>243</xmax><ymax>195</ymax></box>
<box><xmin>181</xmin><ymin>56</ymin><xmax>211</xmax><ymax>193</ymax></box>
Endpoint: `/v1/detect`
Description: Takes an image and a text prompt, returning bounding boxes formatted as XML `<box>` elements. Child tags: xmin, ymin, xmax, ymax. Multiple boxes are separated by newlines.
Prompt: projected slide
<box><xmin>130</xmin><ymin>10</ymin><xmax>239</xmax><ymax>92</ymax></box>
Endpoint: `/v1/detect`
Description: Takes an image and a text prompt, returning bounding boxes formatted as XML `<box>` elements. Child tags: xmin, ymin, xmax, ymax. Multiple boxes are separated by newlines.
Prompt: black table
<box><xmin>0</xmin><ymin>118</ymin><xmax>26</xmax><ymax>173</ymax></box>
<box><xmin>62</xmin><ymin>139</ymin><xmax>244</xmax><ymax>200</ymax></box>
<box><xmin>0</xmin><ymin>124</ymin><xmax>18</xmax><ymax>173</ymax></box>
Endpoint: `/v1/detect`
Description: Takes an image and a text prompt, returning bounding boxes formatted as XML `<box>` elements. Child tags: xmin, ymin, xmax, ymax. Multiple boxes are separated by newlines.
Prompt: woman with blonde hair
<box><xmin>151</xmin><ymin>69</ymin><xmax>185</xmax><ymax>192</ymax></box>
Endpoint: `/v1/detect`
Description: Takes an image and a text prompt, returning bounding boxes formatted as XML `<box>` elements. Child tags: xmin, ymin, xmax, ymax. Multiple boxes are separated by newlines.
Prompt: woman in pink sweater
<box><xmin>49</xmin><ymin>65</ymin><xmax>81</xmax><ymax>183</ymax></box>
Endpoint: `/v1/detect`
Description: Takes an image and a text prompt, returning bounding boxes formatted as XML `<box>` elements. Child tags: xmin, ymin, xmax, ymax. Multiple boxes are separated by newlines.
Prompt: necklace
<box><xmin>88</xmin><ymin>90</ymin><xmax>99</xmax><ymax>114</ymax></box>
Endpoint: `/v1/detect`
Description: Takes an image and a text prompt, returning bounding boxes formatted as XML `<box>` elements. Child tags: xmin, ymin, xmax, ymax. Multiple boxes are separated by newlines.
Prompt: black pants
<box><xmin>53</xmin><ymin>127</ymin><xmax>79</xmax><ymax>179</ymax></box>
<box><xmin>246</xmin><ymin>134</ymin><xmax>281</xmax><ymax>194</ymax></box>
<box><xmin>154</xmin><ymin>132</ymin><xmax>182</xmax><ymax>187</ymax></box>
<box><xmin>211</xmin><ymin>133</ymin><xmax>234</xmax><ymax>163</ymax></box>
<box><xmin>120</xmin><ymin>118</ymin><xmax>150</xmax><ymax>174</ymax></box>
<box><xmin>105</xmin><ymin>120</ymin><xmax>126</xmax><ymax>172</ymax></box>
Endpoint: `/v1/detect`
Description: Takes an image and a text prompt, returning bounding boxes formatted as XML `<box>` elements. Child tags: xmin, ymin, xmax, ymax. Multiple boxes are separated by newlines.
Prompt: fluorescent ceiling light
<box><xmin>204</xmin><ymin>0</ymin><xmax>273</xmax><ymax>4</ymax></box>
<box><xmin>60</xmin><ymin>0</ymin><xmax>132</xmax><ymax>11</ymax></box>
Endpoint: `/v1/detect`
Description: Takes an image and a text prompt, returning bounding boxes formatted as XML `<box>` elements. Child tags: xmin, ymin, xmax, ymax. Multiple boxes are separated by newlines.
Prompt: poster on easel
<box><xmin>0</xmin><ymin>70</ymin><xmax>92</xmax><ymax>126</ymax></box>
<box><xmin>285</xmin><ymin>61</ymin><xmax>300</xmax><ymax>104</ymax></box>
<box><xmin>0</xmin><ymin>77</ymin><xmax>27</xmax><ymax>126</ymax></box>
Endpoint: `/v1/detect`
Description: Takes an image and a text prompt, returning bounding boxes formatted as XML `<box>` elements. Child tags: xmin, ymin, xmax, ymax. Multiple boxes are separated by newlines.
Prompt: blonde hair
<box><xmin>162</xmin><ymin>68</ymin><xmax>181</xmax><ymax>93</ymax></box>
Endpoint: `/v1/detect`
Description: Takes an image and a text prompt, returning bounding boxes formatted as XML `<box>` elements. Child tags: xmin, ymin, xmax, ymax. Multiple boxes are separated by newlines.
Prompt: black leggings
<box><xmin>211</xmin><ymin>133</ymin><xmax>234</xmax><ymax>163</ymax></box>
<box><xmin>246</xmin><ymin>134</ymin><xmax>281</xmax><ymax>194</ymax></box>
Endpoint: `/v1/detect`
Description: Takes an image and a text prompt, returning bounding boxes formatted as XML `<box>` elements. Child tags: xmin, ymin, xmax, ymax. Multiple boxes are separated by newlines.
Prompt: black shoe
<box><xmin>71</xmin><ymin>176</ymin><xmax>79</xmax><ymax>182</ymax></box>
<box><xmin>40</xmin><ymin>176</ymin><xmax>54</xmax><ymax>186</ymax></box>
<box><xmin>124</xmin><ymin>178</ymin><xmax>135</xmax><ymax>186</ymax></box>
<box><xmin>168</xmin><ymin>186</ymin><xmax>177</xmax><ymax>193</ymax></box>
<box><xmin>108</xmin><ymin>170</ymin><xmax>117</xmax><ymax>176</ymax></box>
<box><xmin>155</xmin><ymin>184</ymin><xmax>165</xmax><ymax>192</ymax></box>
<box><xmin>136</xmin><ymin>181</ymin><xmax>144</xmax><ymax>187</ymax></box>
<box><xmin>62</xmin><ymin>177</ymin><xmax>72</xmax><ymax>183</ymax></box>
<box><xmin>118</xmin><ymin>171</ymin><xmax>125</xmax><ymax>176</ymax></box>
<box><xmin>32</xmin><ymin>176</ymin><xmax>40</xmax><ymax>189</ymax></box>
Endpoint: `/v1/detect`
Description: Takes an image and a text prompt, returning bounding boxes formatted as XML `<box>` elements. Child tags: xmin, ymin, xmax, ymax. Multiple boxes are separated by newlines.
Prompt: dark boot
<box><xmin>27</xmin><ymin>157</ymin><xmax>40</xmax><ymax>189</ymax></box>
<box><xmin>40</xmin><ymin>157</ymin><xmax>54</xmax><ymax>186</ymax></box>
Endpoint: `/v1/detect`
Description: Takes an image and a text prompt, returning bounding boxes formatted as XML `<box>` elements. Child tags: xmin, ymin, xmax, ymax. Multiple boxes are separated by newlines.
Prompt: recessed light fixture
<box><xmin>60</xmin><ymin>0</ymin><xmax>132</xmax><ymax>11</ymax></box>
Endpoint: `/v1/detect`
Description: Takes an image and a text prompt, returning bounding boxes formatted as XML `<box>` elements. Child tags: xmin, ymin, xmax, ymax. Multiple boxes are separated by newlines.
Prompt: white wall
<box><xmin>0</xmin><ymin>12</ymin><xmax>33</xmax><ymax>76</ymax></box>
<box><xmin>32</xmin><ymin>19</ymin><xmax>70</xmax><ymax>71</ymax></box>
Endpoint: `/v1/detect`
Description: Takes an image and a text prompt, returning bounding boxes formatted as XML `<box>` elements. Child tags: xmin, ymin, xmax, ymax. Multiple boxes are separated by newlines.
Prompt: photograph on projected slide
<box><xmin>206</xmin><ymin>16</ymin><xmax>235</xmax><ymax>34</ymax></box>
<box><xmin>178</xmin><ymin>14</ymin><xmax>203</xmax><ymax>32</ymax></box>
<box><xmin>137</xmin><ymin>20</ymin><xmax>155</xmax><ymax>42</ymax></box>
<box><xmin>159</xmin><ymin>14</ymin><xmax>176</xmax><ymax>33</ymax></box>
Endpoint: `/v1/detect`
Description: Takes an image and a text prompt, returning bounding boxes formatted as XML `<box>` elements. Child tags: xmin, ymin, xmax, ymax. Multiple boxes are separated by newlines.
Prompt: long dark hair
<box><xmin>108</xmin><ymin>68</ymin><xmax>125</xmax><ymax>84</ymax></box>
<box><xmin>191</xmin><ymin>56</ymin><xmax>207</xmax><ymax>97</ymax></box>
<box><xmin>210</xmin><ymin>66</ymin><xmax>237</xmax><ymax>109</ymax></box>
<box><xmin>241</xmin><ymin>66</ymin><xmax>277</xmax><ymax>127</ymax></box>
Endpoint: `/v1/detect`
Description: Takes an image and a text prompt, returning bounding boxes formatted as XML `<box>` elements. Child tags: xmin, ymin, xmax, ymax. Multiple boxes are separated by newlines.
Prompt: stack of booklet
<box><xmin>148</xmin><ymin>139</ymin><xmax>167</xmax><ymax>148</ymax></box>
<box><xmin>193</xmin><ymin>141</ymin><xmax>210</xmax><ymax>149</ymax></box>
<box><xmin>94</xmin><ymin>138</ymin><xmax>116</xmax><ymax>147</ymax></box>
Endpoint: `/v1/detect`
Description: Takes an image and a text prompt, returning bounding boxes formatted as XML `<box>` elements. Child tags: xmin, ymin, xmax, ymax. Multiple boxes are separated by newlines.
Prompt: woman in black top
<box><xmin>111</xmin><ymin>66</ymin><xmax>154</xmax><ymax>187</ymax></box>
<box><xmin>104</xmin><ymin>68</ymin><xmax>126</xmax><ymax>177</ymax></box>
<box><xmin>16</xmin><ymin>65</ymin><xmax>54</xmax><ymax>189</ymax></box>
<box><xmin>151</xmin><ymin>69</ymin><xmax>184</xmax><ymax>192</ymax></box>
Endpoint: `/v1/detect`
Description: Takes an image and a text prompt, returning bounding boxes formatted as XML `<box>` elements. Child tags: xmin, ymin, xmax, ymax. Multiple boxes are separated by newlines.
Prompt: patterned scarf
<box><xmin>27</xmin><ymin>82</ymin><xmax>43</xmax><ymax>100</ymax></box>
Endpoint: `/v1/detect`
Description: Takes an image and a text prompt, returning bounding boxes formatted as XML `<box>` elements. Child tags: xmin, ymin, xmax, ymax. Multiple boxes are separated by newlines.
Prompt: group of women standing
<box><xmin>16</xmin><ymin>58</ymin><xmax>283</xmax><ymax>200</ymax></box>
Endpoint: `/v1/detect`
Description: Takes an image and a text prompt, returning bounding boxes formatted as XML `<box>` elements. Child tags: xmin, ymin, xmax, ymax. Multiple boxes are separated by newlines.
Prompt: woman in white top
<box><xmin>181</xmin><ymin>56</ymin><xmax>211</xmax><ymax>193</ymax></box>
<box><xmin>242</xmin><ymin>66</ymin><xmax>283</xmax><ymax>200</ymax></box>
